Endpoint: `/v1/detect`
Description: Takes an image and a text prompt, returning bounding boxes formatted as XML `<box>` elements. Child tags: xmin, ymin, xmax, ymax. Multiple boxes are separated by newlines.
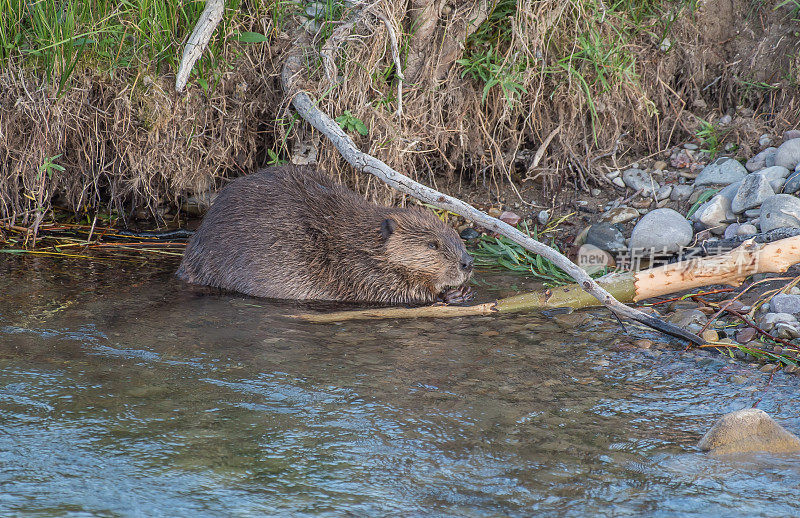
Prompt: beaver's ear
<box><xmin>380</xmin><ymin>218</ymin><xmax>397</xmax><ymax>240</ymax></box>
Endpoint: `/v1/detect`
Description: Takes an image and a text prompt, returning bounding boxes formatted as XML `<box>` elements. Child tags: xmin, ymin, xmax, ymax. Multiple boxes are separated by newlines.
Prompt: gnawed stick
<box><xmin>281</xmin><ymin>53</ymin><xmax>701</xmax><ymax>344</ymax></box>
<box><xmin>298</xmin><ymin>237</ymin><xmax>800</xmax><ymax>323</ymax></box>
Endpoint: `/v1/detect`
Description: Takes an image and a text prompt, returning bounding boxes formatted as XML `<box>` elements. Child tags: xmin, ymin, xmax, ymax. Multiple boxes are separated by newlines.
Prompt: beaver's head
<box><xmin>381</xmin><ymin>209</ymin><xmax>473</xmax><ymax>294</ymax></box>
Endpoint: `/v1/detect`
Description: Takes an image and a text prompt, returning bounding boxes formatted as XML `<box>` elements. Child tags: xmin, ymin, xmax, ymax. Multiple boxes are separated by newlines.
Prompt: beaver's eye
<box><xmin>428</xmin><ymin>242</ymin><xmax>438</xmax><ymax>250</ymax></box>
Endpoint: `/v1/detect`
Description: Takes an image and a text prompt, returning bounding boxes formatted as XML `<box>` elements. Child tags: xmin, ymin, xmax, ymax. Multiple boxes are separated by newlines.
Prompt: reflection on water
<box><xmin>1</xmin><ymin>255</ymin><xmax>799</xmax><ymax>516</ymax></box>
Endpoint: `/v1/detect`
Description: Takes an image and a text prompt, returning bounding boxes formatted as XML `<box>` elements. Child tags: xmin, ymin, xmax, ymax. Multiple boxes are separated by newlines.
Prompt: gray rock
<box><xmin>684</xmin><ymin>143</ymin><xmax>699</xmax><ymax>150</ymax></box>
<box><xmin>698</xmin><ymin>409</ymin><xmax>800</xmax><ymax>455</ymax></box>
<box><xmin>775</xmin><ymin>323</ymin><xmax>800</xmax><ymax>340</ymax></box>
<box><xmin>759</xmin><ymin>312</ymin><xmax>799</xmax><ymax>332</ymax></box>
<box><xmin>784</xmin><ymin>130</ymin><xmax>800</xmax><ymax>142</ymax></box>
<box><xmin>736</xmin><ymin>223</ymin><xmax>758</xmax><ymax>236</ymax></box>
<box><xmin>731</xmin><ymin>173</ymin><xmax>775</xmax><ymax>213</ymax></box>
<box><xmin>656</xmin><ymin>184</ymin><xmax>673</xmax><ymax>201</ymax></box>
<box><xmin>612</xmin><ymin>177</ymin><xmax>626</xmax><ymax>188</ymax></box>
<box><xmin>585</xmin><ymin>223</ymin><xmax>626</xmax><ymax>252</ymax></box>
<box><xmin>692</xmin><ymin>195</ymin><xmax>734</xmax><ymax>234</ymax></box>
<box><xmin>743</xmin><ymin>208</ymin><xmax>761</xmax><ymax>218</ymax></box>
<box><xmin>695</xmin><ymin>158</ymin><xmax>748</xmax><ymax>186</ymax></box>
<box><xmin>760</xmin><ymin>194</ymin><xmax>800</xmax><ymax>232</ymax></box>
<box><xmin>719</xmin><ymin>114</ymin><xmax>732</xmax><ymax>125</ymax></box>
<box><xmin>622</xmin><ymin>168</ymin><xmax>659</xmax><ymax>195</ymax></box>
<box><xmin>723</xmin><ymin>223</ymin><xmax>740</xmax><ymax>240</ymax></box>
<box><xmin>770</xmin><ymin>293</ymin><xmax>800</xmax><ymax>315</ymax></box>
<box><xmin>783</xmin><ymin>171</ymin><xmax>800</xmax><ymax>194</ymax></box>
<box><xmin>459</xmin><ymin>227</ymin><xmax>480</xmax><ymax>240</ymax></box>
<box><xmin>668</xmin><ymin>308</ymin><xmax>708</xmax><ymax>329</ymax></box>
<box><xmin>756</xmin><ymin>165</ymin><xmax>791</xmax><ymax>191</ymax></box>
<box><xmin>718</xmin><ymin>180</ymin><xmax>742</xmax><ymax>201</ymax></box>
<box><xmin>670</xmin><ymin>184</ymin><xmax>694</xmax><ymax>201</ymax></box>
<box><xmin>759</xmin><ymin>134</ymin><xmax>774</xmax><ymax>148</ymax></box>
<box><xmin>537</xmin><ymin>210</ymin><xmax>550</xmax><ymax>225</ymax></box>
<box><xmin>746</xmin><ymin>147</ymin><xmax>778</xmax><ymax>172</ymax></box>
<box><xmin>774</xmin><ymin>138</ymin><xmax>800</xmax><ymax>170</ymax></box>
<box><xmin>629</xmin><ymin>208</ymin><xmax>693</xmax><ymax>253</ymax></box>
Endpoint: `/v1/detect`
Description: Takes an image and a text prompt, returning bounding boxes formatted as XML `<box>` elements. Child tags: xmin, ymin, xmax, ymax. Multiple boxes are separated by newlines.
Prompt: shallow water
<box><xmin>1</xmin><ymin>255</ymin><xmax>799</xmax><ymax>517</ymax></box>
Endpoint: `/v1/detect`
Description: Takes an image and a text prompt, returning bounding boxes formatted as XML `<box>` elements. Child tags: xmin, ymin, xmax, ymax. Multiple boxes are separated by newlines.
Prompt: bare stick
<box><xmin>281</xmin><ymin>54</ymin><xmax>702</xmax><ymax>345</ymax></box>
<box><xmin>376</xmin><ymin>12</ymin><xmax>404</xmax><ymax>117</ymax></box>
<box><xmin>175</xmin><ymin>0</ymin><xmax>224</xmax><ymax>92</ymax></box>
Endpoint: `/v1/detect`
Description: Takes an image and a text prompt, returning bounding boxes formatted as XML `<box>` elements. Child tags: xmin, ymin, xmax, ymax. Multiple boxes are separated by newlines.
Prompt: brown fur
<box><xmin>176</xmin><ymin>165</ymin><xmax>473</xmax><ymax>304</ymax></box>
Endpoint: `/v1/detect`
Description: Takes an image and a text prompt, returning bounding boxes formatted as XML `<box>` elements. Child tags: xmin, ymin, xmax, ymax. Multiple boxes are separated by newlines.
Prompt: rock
<box><xmin>698</xmin><ymin>408</ymin><xmax>800</xmax><ymax>454</ymax></box>
<box><xmin>601</xmin><ymin>206</ymin><xmax>639</xmax><ymax>225</ymax></box>
<box><xmin>718</xmin><ymin>180</ymin><xmax>742</xmax><ymax>201</ymax></box>
<box><xmin>759</xmin><ymin>134</ymin><xmax>774</xmax><ymax>148</ymax></box>
<box><xmin>743</xmin><ymin>208</ymin><xmax>761</xmax><ymax>218</ymax></box>
<box><xmin>612</xmin><ymin>177</ymin><xmax>626</xmax><ymax>188</ymax></box>
<box><xmin>656</xmin><ymin>184</ymin><xmax>673</xmax><ymax>200</ymax></box>
<box><xmin>672</xmin><ymin>149</ymin><xmax>694</xmax><ymax>169</ymax></box>
<box><xmin>684</xmin><ymin>143</ymin><xmax>699</xmax><ymax>150</ymax></box>
<box><xmin>746</xmin><ymin>147</ymin><xmax>778</xmax><ymax>172</ymax></box>
<box><xmin>695</xmin><ymin>158</ymin><xmax>747</xmax><ymax>186</ymax></box>
<box><xmin>692</xmin><ymin>195</ymin><xmax>734</xmax><ymax>234</ymax></box>
<box><xmin>731</xmin><ymin>173</ymin><xmax>775</xmax><ymax>214</ymax></box>
<box><xmin>576</xmin><ymin>244</ymin><xmax>615</xmax><ymax>274</ymax></box>
<box><xmin>459</xmin><ymin>227</ymin><xmax>480</xmax><ymax>240</ymax></box>
<box><xmin>670</xmin><ymin>184</ymin><xmax>694</xmax><ymax>201</ymax></box>
<box><xmin>585</xmin><ymin>223</ymin><xmax>627</xmax><ymax>252</ymax></box>
<box><xmin>784</xmin><ymin>130</ymin><xmax>800</xmax><ymax>141</ymax></box>
<box><xmin>591</xmin><ymin>188</ymin><xmax>601</xmax><ymax>196</ymax></box>
<box><xmin>775</xmin><ymin>323</ymin><xmax>800</xmax><ymax>340</ymax></box>
<box><xmin>537</xmin><ymin>210</ymin><xmax>550</xmax><ymax>225</ymax></box>
<box><xmin>500</xmin><ymin>211</ymin><xmax>521</xmax><ymax>226</ymax></box>
<box><xmin>719</xmin><ymin>114</ymin><xmax>732</xmax><ymax>125</ymax></box>
<box><xmin>702</xmin><ymin>329</ymin><xmax>719</xmax><ymax>342</ymax></box>
<box><xmin>629</xmin><ymin>208</ymin><xmax>693</xmax><ymax>253</ymax></box>
<box><xmin>774</xmin><ymin>138</ymin><xmax>800</xmax><ymax>170</ymax></box>
<box><xmin>758</xmin><ymin>312</ymin><xmax>799</xmax><ymax>332</ymax></box>
<box><xmin>736</xmin><ymin>223</ymin><xmax>758</xmax><ymax>236</ymax></box>
<box><xmin>607</xmin><ymin>170</ymin><xmax>620</xmax><ymax>179</ymax></box>
<box><xmin>770</xmin><ymin>293</ymin><xmax>800</xmax><ymax>315</ymax></box>
<box><xmin>723</xmin><ymin>223</ymin><xmax>740</xmax><ymax>240</ymax></box>
<box><xmin>653</xmin><ymin>160</ymin><xmax>668</xmax><ymax>171</ymax></box>
<box><xmin>736</xmin><ymin>327</ymin><xmax>758</xmax><ymax>343</ymax></box>
<box><xmin>760</xmin><ymin>194</ymin><xmax>800</xmax><ymax>232</ymax></box>
<box><xmin>783</xmin><ymin>171</ymin><xmax>800</xmax><ymax>194</ymax></box>
<box><xmin>488</xmin><ymin>207</ymin><xmax>502</xmax><ymax>218</ymax></box>
<box><xmin>756</xmin><ymin>165</ymin><xmax>791</xmax><ymax>192</ymax></box>
<box><xmin>668</xmin><ymin>308</ymin><xmax>708</xmax><ymax>328</ymax></box>
<box><xmin>622</xmin><ymin>168</ymin><xmax>659</xmax><ymax>195</ymax></box>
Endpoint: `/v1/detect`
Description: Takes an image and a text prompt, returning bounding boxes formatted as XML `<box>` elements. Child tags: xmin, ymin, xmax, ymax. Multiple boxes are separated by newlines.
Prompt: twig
<box><xmin>376</xmin><ymin>12</ymin><xmax>403</xmax><ymax>117</ymax></box>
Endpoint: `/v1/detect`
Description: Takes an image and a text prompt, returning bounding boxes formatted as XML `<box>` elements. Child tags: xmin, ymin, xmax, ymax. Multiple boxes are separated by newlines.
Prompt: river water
<box><xmin>1</xmin><ymin>255</ymin><xmax>799</xmax><ymax>517</ymax></box>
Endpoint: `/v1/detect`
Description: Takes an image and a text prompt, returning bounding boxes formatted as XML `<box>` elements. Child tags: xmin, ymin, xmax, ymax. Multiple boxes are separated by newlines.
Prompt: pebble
<box><xmin>702</xmin><ymin>329</ymin><xmax>719</xmax><ymax>342</ymax></box>
<box><xmin>656</xmin><ymin>184</ymin><xmax>673</xmax><ymax>200</ymax></box>
<box><xmin>612</xmin><ymin>177</ymin><xmax>626</xmax><ymax>188</ymax></box>
<box><xmin>653</xmin><ymin>160</ymin><xmax>668</xmax><ymax>171</ymax></box>
<box><xmin>759</xmin><ymin>134</ymin><xmax>774</xmax><ymax>148</ymax></box>
<box><xmin>784</xmin><ymin>130</ymin><xmax>800</xmax><ymax>141</ymax></box>
<box><xmin>585</xmin><ymin>223</ymin><xmax>627</xmax><ymax>252</ymax></box>
<box><xmin>591</xmin><ymin>188</ymin><xmax>601</xmax><ymax>196</ymax></box>
<box><xmin>745</xmin><ymin>147</ymin><xmax>778</xmax><ymax>172</ymax></box>
<box><xmin>695</xmin><ymin>158</ymin><xmax>747</xmax><ymax>186</ymax></box>
<box><xmin>719</xmin><ymin>114</ymin><xmax>732</xmax><ymax>125</ymax></box>
<box><xmin>668</xmin><ymin>308</ymin><xmax>708</xmax><ymax>328</ymax></box>
<box><xmin>670</xmin><ymin>184</ymin><xmax>694</xmax><ymax>201</ymax></box>
<box><xmin>692</xmin><ymin>194</ymin><xmax>733</xmax><ymax>234</ymax></box>
<box><xmin>460</xmin><ymin>227</ymin><xmax>480</xmax><ymax>240</ymax></box>
<box><xmin>760</xmin><ymin>194</ymin><xmax>800</xmax><ymax>232</ymax></box>
<box><xmin>622</xmin><ymin>168</ymin><xmax>659</xmax><ymax>195</ymax></box>
<box><xmin>629</xmin><ymin>208</ymin><xmax>693</xmax><ymax>253</ymax></box>
<box><xmin>684</xmin><ymin>143</ymin><xmax>699</xmax><ymax>150</ymax></box>
<box><xmin>743</xmin><ymin>208</ymin><xmax>761</xmax><ymax>218</ymax></box>
<box><xmin>601</xmin><ymin>207</ymin><xmax>639</xmax><ymax>225</ymax></box>
<box><xmin>756</xmin><ymin>165</ymin><xmax>791</xmax><ymax>191</ymax></box>
<box><xmin>783</xmin><ymin>171</ymin><xmax>800</xmax><ymax>194</ymax></box>
<box><xmin>785</xmin><ymin>364</ymin><xmax>800</xmax><ymax>373</ymax></box>
<box><xmin>634</xmin><ymin>339</ymin><xmax>653</xmax><ymax>349</ymax></box>
<box><xmin>774</xmin><ymin>138</ymin><xmax>800</xmax><ymax>170</ymax></box>
<box><xmin>760</xmin><ymin>364</ymin><xmax>778</xmax><ymax>373</ymax></box>
<box><xmin>730</xmin><ymin>173</ymin><xmax>774</xmax><ymax>213</ymax></box>
<box><xmin>759</xmin><ymin>312</ymin><xmax>799</xmax><ymax>332</ymax></box>
<box><xmin>537</xmin><ymin>210</ymin><xmax>550</xmax><ymax>225</ymax></box>
<box><xmin>770</xmin><ymin>293</ymin><xmax>800</xmax><ymax>315</ymax></box>
<box><xmin>723</xmin><ymin>223</ymin><xmax>740</xmax><ymax>239</ymax></box>
<box><xmin>736</xmin><ymin>327</ymin><xmax>758</xmax><ymax>343</ymax></box>
<box><xmin>607</xmin><ymin>170</ymin><xmax>620</xmax><ymax>179</ymax></box>
<box><xmin>499</xmin><ymin>211</ymin><xmax>521</xmax><ymax>226</ymax></box>
<box><xmin>736</xmin><ymin>223</ymin><xmax>758</xmax><ymax>236</ymax></box>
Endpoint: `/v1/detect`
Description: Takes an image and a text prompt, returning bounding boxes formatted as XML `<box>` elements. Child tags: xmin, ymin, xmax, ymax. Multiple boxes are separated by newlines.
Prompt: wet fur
<box><xmin>177</xmin><ymin>165</ymin><xmax>472</xmax><ymax>304</ymax></box>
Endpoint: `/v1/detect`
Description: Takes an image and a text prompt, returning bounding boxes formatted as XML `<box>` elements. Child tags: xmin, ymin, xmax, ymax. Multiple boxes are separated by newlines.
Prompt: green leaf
<box><xmin>235</xmin><ymin>32</ymin><xmax>268</xmax><ymax>43</ymax></box>
<box><xmin>354</xmin><ymin>120</ymin><xmax>368</xmax><ymax>136</ymax></box>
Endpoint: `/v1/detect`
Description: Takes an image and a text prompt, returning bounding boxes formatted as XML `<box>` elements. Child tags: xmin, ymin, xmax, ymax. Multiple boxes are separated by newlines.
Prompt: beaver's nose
<box><xmin>460</xmin><ymin>254</ymin><xmax>474</xmax><ymax>272</ymax></box>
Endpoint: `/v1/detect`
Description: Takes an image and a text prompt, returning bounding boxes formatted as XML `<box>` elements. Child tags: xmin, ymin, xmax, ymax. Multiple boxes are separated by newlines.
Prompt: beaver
<box><xmin>176</xmin><ymin>164</ymin><xmax>474</xmax><ymax>304</ymax></box>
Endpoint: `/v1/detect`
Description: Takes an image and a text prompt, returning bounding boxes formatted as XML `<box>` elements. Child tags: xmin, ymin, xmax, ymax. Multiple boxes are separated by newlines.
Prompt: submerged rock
<box><xmin>698</xmin><ymin>409</ymin><xmax>800</xmax><ymax>455</ymax></box>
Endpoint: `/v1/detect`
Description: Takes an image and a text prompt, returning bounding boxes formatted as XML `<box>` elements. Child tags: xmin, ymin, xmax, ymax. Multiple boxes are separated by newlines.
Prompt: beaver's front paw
<box><xmin>440</xmin><ymin>285</ymin><xmax>475</xmax><ymax>305</ymax></box>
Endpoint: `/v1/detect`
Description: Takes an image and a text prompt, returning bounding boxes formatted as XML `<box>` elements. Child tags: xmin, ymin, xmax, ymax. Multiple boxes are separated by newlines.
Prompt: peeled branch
<box><xmin>175</xmin><ymin>0</ymin><xmax>224</xmax><ymax>92</ymax></box>
<box><xmin>299</xmin><ymin>236</ymin><xmax>800</xmax><ymax>323</ymax></box>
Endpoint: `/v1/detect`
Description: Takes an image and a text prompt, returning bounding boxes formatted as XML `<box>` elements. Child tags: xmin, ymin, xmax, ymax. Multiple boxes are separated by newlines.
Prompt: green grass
<box><xmin>0</xmin><ymin>0</ymin><xmax>288</xmax><ymax>93</ymax></box>
<box><xmin>470</xmin><ymin>220</ymin><xmax>607</xmax><ymax>286</ymax></box>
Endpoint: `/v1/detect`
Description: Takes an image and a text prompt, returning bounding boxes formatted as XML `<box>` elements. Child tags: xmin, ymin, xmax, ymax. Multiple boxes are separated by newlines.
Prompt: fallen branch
<box><xmin>281</xmin><ymin>54</ymin><xmax>702</xmax><ymax>345</ymax></box>
<box><xmin>175</xmin><ymin>0</ymin><xmax>224</xmax><ymax>92</ymax></box>
<box><xmin>300</xmin><ymin>236</ymin><xmax>800</xmax><ymax>323</ymax></box>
